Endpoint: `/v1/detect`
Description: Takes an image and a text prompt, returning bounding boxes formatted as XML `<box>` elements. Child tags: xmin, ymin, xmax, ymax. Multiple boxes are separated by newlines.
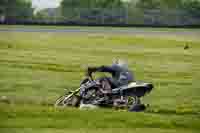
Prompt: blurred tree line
<box><xmin>0</xmin><ymin>0</ymin><xmax>200</xmax><ymax>25</ymax></box>
<box><xmin>135</xmin><ymin>0</ymin><xmax>200</xmax><ymax>15</ymax></box>
<box><xmin>59</xmin><ymin>0</ymin><xmax>200</xmax><ymax>25</ymax></box>
<box><xmin>131</xmin><ymin>0</ymin><xmax>200</xmax><ymax>25</ymax></box>
<box><xmin>60</xmin><ymin>0</ymin><xmax>125</xmax><ymax>22</ymax></box>
<box><xmin>0</xmin><ymin>0</ymin><xmax>34</xmax><ymax>23</ymax></box>
<box><xmin>60</xmin><ymin>0</ymin><xmax>200</xmax><ymax>15</ymax></box>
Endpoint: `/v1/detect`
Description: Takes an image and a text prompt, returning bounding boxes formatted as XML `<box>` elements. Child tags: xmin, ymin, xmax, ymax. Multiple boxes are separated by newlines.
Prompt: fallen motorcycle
<box><xmin>55</xmin><ymin>72</ymin><xmax>153</xmax><ymax>112</ymax></box>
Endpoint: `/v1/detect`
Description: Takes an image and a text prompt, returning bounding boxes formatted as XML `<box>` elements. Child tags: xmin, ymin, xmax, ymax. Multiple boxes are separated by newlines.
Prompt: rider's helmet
<box><xmin>112</xmin><ymin>59</ymin><xmax>128</xmax><ymax>70</ymax></box>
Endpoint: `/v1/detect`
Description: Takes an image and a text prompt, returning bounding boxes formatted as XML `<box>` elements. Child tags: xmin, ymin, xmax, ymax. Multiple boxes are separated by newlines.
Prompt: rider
<box><xmin>87</xmin><ymin>59</ymin><xmax>134</xmax><ymax>94</ymax></box>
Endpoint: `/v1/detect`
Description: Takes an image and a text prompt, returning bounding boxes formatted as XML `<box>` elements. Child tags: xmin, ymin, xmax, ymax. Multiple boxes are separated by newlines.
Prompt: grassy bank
<box><xmin>0</xmin><ymin>27</ymin><xmax>200</xmax><ymax>132</ymax></box>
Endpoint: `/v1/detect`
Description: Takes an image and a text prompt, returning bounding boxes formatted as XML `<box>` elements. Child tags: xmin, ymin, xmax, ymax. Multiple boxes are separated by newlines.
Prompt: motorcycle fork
<box><xmin>120</xmin><ymin>90</ymin><xmax>125</xmax><ymax>101</ymax></box>
<box><xmin>120</xmin><ymin>96</ymin><xmax>124</xmax><ymax>100</ymax></box>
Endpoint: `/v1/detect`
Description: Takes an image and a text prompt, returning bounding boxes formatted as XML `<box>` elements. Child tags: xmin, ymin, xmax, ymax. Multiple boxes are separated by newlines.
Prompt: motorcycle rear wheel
<box><xmin>127</xmin><ymin>96</ymin><xmax>140</xmax><ymax>107</ymax></box>
<box><xmin>128</xmin><ymin>96</ymin><xmax>146</xmax><ymax>112</ymax></box>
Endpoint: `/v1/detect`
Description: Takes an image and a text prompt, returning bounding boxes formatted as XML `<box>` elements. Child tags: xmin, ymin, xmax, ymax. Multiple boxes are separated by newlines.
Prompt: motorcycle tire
<box><xmin>127</xmin><ymin>96</ymin><xmax>142</xmax><ymax>112</ymax></box>
<box><xmin>129</xmin><ymin>104</ymin><xmax>146</xmax><ymax>112</ymax></box>
<box><xmin>54</xmin><ymin>94</ymin><xmax>80</xmax><ymax>107</ymax></box>
<box><xmin>127</xmin><ymin>96</ymin><xmax>141</xmax><ymax>107</ymax></box>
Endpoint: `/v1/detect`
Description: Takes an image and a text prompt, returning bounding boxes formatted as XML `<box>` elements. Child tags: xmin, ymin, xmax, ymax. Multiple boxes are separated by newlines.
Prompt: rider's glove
<box><xmin>87</xmin><ymin>68</ymin><xmax>93</xmax><ymax>77</ymax></box>
<box><xmin>87</xmin><ymin>67</ymin><xmax>97</xmax><ymax>77</ymax></box>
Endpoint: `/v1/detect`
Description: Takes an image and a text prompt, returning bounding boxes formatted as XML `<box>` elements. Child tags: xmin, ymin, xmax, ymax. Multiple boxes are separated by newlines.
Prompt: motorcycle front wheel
<box><xmin>54</xmin><ymin>94</ymin><xmax>80</xmax><ymax>107</ymax></box>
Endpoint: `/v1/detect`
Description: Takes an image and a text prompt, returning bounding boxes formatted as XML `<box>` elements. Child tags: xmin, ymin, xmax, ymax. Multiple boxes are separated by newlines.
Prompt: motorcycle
<box><xmin>55</xmin><ymin>72</ymin><xmax>153</xmax><ymax>112</ymax></box>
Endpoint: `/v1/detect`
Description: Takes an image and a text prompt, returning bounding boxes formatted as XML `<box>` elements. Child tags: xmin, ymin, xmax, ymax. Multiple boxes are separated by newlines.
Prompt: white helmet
<box><xmin>113</xmin><ymin>59</ymin><xmax>128</xmax><ymax>69</ymax></box>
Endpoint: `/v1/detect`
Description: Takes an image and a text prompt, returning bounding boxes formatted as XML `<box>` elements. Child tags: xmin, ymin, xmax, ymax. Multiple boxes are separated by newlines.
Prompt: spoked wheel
<box><xmin>127</xmin><ymin>95</ymin><xmax>142</xmax><ymax>111</ymax></box>
<box><xmin>127</xmin><ymin>96</ymin><xmax>140</xmax><ymax>107</ymax></box>
<box><xmin>54</xmin><ymin>94</ymin><xmax>80</xmax><ymax>107</ymax></box>
<box><xmin>54</xmin><ymin>95</ymin><xmax>66</xmax><ymax>107</ymax></box>
<box><xmin>128</xmin><ymin>96</ymin><xmax>146</xmax><ymax>112</ymax></box>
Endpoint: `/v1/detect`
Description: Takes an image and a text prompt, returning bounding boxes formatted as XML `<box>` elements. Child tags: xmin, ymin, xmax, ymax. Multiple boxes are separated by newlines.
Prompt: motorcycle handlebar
<box><xmin>85</xmin><ymin>70</ymin><xmax>94</xmax><ymax>81</ymax></box>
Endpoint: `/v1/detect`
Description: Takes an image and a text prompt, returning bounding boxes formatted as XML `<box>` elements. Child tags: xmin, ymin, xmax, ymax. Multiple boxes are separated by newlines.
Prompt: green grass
<box><xmin>0</xmin><ymin>27</ymin><xmax>200</xmax><ymax>133</ymax></box>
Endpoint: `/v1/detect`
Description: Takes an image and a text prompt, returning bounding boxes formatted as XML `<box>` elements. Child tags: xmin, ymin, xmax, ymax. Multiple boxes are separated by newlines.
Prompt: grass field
<box><xmin>0</xmin><ymin>26</ymin><xmax>200</xmax><ymax>133</ymax></box>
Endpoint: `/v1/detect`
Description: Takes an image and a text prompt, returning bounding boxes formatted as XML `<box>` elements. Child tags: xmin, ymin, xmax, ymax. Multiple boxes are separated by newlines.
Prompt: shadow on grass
<box><xmin>1</xmin><ymin>100</ymin><xmax>199</xmax><ymax>116</ymax></box>
<box><xmin>1</xmin><ymin>94</ymin><xmax>199</xmax><ymax>116</ymax></box>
